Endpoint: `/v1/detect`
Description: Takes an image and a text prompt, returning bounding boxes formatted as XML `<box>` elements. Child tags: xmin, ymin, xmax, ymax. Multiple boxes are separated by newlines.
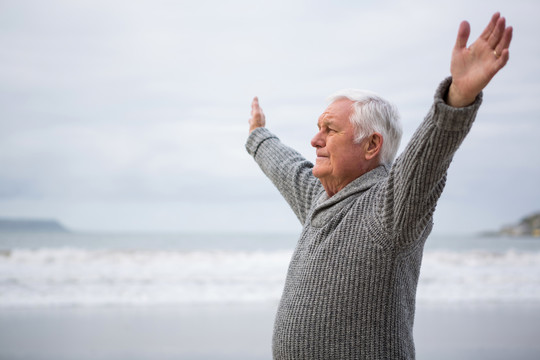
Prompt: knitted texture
<box><xmin>246</xmin><ymin>78</ymin><xmax>482</xmax><ymax>360</ymax></box>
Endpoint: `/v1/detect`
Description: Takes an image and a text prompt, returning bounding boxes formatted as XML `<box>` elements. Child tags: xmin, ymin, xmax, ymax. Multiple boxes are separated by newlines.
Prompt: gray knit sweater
<box><xmin>246</xmin><ymin>78</ymin><xmax>482</xmax><ymax>360</ymax></box>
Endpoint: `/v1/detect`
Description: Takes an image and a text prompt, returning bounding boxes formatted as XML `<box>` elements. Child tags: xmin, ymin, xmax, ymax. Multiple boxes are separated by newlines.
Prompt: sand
<box><xmin>1</xmin><ymin>302</ymin><xmax>539</xmax><ymax>360</ymax></box>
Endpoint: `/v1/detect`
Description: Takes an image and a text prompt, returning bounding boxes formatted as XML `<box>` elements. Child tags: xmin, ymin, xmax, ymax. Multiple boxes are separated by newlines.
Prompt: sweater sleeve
<box><xmin>246</xmin><ymin>127</ymin><xmax>323</xmax><ymax>224</ymax></box>
<box><xmin>379</xmin><ymin>77</ymin><xmax>482</xmax><ymax>246</ymax></box>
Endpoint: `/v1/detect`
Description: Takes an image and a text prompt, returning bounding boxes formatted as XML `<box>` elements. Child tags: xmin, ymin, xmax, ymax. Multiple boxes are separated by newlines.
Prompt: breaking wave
<box><xmin>1</xmin><ymin>248</ymin><xmax>539</xmax><ymax>307</ymax></box>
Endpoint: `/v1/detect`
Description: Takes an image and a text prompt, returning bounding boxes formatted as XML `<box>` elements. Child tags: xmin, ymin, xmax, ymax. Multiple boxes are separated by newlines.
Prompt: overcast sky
<box><xmin>1</xmin><ymin>0</ymin><xmax>539</xmax><ymax>234</ymax></box>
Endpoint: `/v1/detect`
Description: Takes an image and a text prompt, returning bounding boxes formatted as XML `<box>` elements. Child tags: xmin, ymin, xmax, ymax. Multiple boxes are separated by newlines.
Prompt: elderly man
<box><xmin>246</xmin><ymin>13</ymin><xmax>512</xmax><ymax>360</ymax></box>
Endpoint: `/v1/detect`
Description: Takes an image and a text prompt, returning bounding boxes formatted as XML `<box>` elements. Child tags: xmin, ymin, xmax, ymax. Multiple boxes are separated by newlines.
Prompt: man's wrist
<box><xmin>446</xmin><ymin>83</ymin><xmax>476</xmax><ymax>108</ymax></box>
<box><xmin>445</xmin><ymin>82</ymin><xmax>478</xmax><ymax>108</ymax></box>
<box><xmin>249</xmin><ymin>124</ymin><xmax>265</xmax><ymax>133</ymax></box>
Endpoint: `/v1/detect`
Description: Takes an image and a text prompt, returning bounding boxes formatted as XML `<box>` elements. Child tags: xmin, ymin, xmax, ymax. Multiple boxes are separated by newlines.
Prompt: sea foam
<box><xmin>1</xmin><ymin>248</ymin><xmax>539</xmax><ymax>307</ymax></box>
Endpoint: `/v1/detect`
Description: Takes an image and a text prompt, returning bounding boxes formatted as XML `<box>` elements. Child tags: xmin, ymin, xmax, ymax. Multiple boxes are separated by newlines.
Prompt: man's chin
<box><xmin>312</xmin><ymin>167</ymin><xmax>327</xmax><ymax>179</ymax></box>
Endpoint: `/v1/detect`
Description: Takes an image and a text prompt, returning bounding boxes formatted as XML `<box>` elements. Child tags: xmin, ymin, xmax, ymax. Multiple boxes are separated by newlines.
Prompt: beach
<box><xmin>1</xmin><ymin>231</ymin><xmax>539</xmax><ymax>359</ymax></box>
<box><xmin>0</xmin><ymin>304</ymin><xmax>275</xmax><ymax>360</ymax></box>
<box><xmin>415</xmin><ymin>303</ymin><xmax>540</xmax><ymax>359</ymax></box>
<box><xmin>1</xmin><ymin>302</ymin><xmax>540</xmax><ymax>360</ymax></box>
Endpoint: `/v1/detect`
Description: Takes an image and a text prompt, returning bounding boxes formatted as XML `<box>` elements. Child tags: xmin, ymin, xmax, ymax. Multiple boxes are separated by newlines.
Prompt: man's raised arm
<box><xmin>245</xmin><ymin>96</ymin><xmax>323</xmax><ymax>224</ymax></box>
<box><xmin>380</xmin><ymin>13</ymin><xmax>513</xmax><ymax>244</ymax></box>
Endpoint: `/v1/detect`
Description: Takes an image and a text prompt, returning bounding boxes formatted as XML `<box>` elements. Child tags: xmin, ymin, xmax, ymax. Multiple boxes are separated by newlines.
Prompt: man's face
<box><xmin>311</xmin><ymin>99</ymin><xmax>368</xmax><ymax>196</ymax></box>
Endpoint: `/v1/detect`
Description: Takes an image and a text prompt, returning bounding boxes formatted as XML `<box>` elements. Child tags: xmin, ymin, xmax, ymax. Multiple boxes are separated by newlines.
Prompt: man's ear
<box><xmin>364</xmin><ymin>133</ymin><xmax>383</xmax><ymax>161</ymax></box>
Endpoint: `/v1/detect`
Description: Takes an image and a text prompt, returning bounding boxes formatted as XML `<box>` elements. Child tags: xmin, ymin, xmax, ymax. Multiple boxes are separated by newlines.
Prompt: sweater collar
<box><xmin>316</xmin><ymin>164</ymin><xmax>390</xmax><ymax>207</ymax></box>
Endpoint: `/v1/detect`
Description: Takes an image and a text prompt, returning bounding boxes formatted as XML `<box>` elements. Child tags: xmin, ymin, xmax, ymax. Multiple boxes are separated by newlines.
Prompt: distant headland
<box><xmin>0</xmin><ymin>218</ymin><xmax>69</xmax><ymax>232</ymax></box>
<box><xmin>490</xmin><ymin>212</ymin><xmax>540</xmax><ymax>237</ymax></box>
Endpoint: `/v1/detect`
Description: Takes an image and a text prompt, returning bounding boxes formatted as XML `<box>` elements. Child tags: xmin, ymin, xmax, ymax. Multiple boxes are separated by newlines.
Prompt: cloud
<box><xmin>1</xmin><ymin>0</ymin><xmax>539</xmax><ymax>233</ymax></box>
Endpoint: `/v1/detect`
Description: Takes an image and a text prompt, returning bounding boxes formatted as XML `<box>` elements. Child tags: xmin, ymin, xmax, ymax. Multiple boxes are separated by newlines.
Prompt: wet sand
<box><xmin>1</xmin><ymin>302</ymin><xmax>539</xmax><ymax>359</ymax></box>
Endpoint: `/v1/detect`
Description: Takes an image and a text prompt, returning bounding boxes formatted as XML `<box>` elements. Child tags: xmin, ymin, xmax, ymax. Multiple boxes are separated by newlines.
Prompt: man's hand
<box><xmin>448</xmin><ymin>12</ymin><xmax>513</xmax><ymax>107</ymax></box>
<box><xmin>249</xmin><ymin>96</ymin><xmax>266</xmax><ymax>133</ymax></box>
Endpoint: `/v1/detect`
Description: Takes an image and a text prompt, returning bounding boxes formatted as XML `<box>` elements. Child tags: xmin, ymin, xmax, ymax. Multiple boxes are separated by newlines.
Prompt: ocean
<box><xmin>1</xmin><ymin>232</ymin><xmax>539</xmax><ymax>308</ymax></box>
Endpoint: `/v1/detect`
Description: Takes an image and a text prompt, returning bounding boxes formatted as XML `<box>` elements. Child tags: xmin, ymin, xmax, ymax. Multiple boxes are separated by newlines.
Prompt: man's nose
<box><xmin>311</xmin><ymin>130</ymin><xmax>325</xmax><ymax>148</ymax></box>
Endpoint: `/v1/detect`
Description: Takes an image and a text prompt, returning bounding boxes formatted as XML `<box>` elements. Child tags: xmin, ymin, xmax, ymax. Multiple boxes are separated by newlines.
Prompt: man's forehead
<box><xmin>318</xmin><ymin>99</ymin><xmax>353</xmax><ymax>125</ymax></box>
<box><xmin>317</xmin><ymin>114</ymin><xmax>335</xmax><ymax>126</ymax></box>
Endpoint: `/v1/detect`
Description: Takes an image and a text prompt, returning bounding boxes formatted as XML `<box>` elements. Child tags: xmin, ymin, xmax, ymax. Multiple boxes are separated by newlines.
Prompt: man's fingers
<box><xmin>479</xmin><ymin>12</ymin><xmax>500</xmax><ymax>41</ymax></box>
<box><xmin>250</xmin><ymin>96</ymin><xmax>264</xmax><ymax>118</ymax></box>
<box><xmin>251</xmin><ymin>96</ymin><xmax>263</xmax><ymax>116</ymax></box>
<box><xmin>249</xmin><ymin>96</ymin><xmax>265</xmax><ymax>132</ymax></box>
<box><xmin>488</xmin><ymin>17</ymin><xmax>506</xmax><ymax>49</ymax></box>
<box><xmin>252</xmin><ymin>96</ymin><xmax>259</xmax><ymax>111</ymax></box>
<box><xmin>495</xmin><ymin>26</ymin><xmax>513</xmax><ymax>54</ymax></box>
<box><xmin>498</xmin><ymin>49</ymin><xmax>510</xmax><ymax>68</ymax></box>
<box><xmin>454</xmin><ymin>21</ymin><xmax>470</xmax><ymax>50</ymax></box>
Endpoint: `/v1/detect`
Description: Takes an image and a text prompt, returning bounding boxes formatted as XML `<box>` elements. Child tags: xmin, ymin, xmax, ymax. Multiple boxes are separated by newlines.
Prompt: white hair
<box><xmin>327</xmin><ymin>89</ymin><xmax>402</xmax><ymax>165</ymax></box>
